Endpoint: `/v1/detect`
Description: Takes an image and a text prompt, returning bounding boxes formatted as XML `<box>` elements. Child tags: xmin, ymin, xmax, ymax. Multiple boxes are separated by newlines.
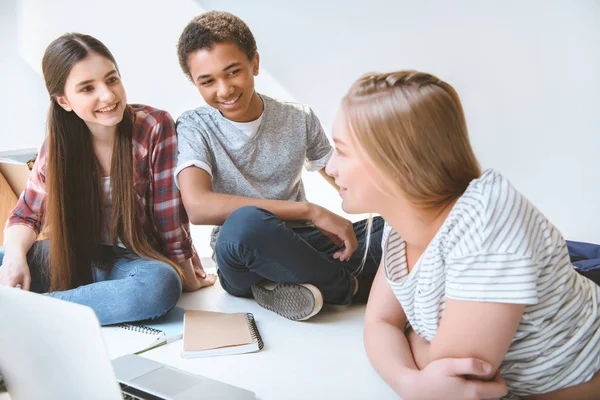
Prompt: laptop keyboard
<box><xmin>0</xmin><ymin>378</ymin><xmax>159</xmax><ymax>399</ymax></box>
<box><xmin>120</xmin><ymin>383</ymin><xmax>166</xmax><ymax>400</ymax></box>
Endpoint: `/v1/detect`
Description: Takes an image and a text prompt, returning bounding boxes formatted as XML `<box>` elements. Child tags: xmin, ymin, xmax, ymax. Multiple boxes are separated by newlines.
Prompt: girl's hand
<box><xmin>0</xmin><ymin>253</ymin><xmax>31</xmax><ymax>290</ymax></box>
<box><xmin>404</xmin><ymin>358</ymin><xmax>508</xmax><ymax>400</ymax></box>
<box><xmin>181</xmin><ymin>259</ymin><xmax>217</xmax><ymax>292</ymax></box>
<box><xmin>193</xmin><ymin>263</ymin><xmax>217</xmax><ymax>289</ymax></box>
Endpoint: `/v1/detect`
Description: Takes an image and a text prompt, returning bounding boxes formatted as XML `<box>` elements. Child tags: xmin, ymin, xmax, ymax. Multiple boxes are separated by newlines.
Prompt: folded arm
<box><xmin>426</xmin><ymin>299</ymin><xmax>524</xmax><ymax>374</ymax></box>
<box><xmin>365</xmin><ymin>265</ymin><xmax>510</xmax><ymax>399</ymax></box>
<box><xmin>364</xmin><ymin>265</ymin><xmax>420</xmax><ymax>395</ymax></box>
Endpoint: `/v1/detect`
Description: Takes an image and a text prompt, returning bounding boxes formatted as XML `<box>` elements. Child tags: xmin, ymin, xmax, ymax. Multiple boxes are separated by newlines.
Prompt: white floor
<box><xmin>139</xmin><ymin>260</ymin><xmax>399</xmax><ymax>400</ymax></box>
<box><xmin>0</xmin><ymin>260</ymin><xmax>400</xmax><ymax>400</ymax></box>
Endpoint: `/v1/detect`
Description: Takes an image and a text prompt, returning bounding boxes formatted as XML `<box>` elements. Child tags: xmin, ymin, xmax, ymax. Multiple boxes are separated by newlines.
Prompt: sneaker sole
<box><xmin>251</xmin><ymin>283</ymin><xmax>323</xmax><ymax>321</ymax></box>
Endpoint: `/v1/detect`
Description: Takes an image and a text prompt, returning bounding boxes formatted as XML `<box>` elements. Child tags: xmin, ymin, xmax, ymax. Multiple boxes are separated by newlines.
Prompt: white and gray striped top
<box><xmin>383</xmin><ymin>169</ymin><xmax>600</xmax><ymax>396</ymax></box>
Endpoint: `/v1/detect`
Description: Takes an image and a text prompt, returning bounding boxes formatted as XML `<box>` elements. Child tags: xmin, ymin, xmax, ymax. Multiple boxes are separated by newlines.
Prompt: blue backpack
<box><xmin>567</xmin><ymin>240</ymin><xmax>600</xmax><ymax>285</ymax></box>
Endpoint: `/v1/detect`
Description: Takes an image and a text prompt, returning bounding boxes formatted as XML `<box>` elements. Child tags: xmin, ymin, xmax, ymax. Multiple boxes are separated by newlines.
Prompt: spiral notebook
<box><xmin>101</xmin><ymin>306</ymin><xmax>185</xmax><ymax>359</ymax></box>
<box><xmin>182</xmin><ymin>310</ymin><xmax>264</xmax><ymax>358</ymax></box>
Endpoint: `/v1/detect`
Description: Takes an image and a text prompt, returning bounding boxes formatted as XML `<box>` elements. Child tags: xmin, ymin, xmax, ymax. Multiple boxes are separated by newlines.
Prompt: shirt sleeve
<box><xmin>6</xmin><ymin>141</ymin><xmax>48</xmax><ymax>235</ymax></box>
<box><xmin>150</xmin><ymin>111</ymin><xmax>195</xmax><ymax>263</ymax></box>
<box><xmin>381</xmin><ymin>222</ymin><xmax>393</xmax><ymax>251</ymax></box>
<box><xmin>175</xmin><ymin>112</ymin><xmax>214</xmax><ymax>188</ymax></box>
<box><xmin>304</xmin><ymin>108</ymin><xmax>333</xmax><ymax>172</ymax></box>
<box><xmin>445</xmin><ymin>187</ymin><xmax>540</xmax><ymax>305</ymax></box>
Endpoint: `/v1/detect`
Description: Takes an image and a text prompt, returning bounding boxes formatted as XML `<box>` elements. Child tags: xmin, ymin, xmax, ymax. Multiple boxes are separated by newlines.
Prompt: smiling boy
<box><xmin>175</xmin><ymin>11</ymin><xmax>383</xmax><ymax>321</ymax></box>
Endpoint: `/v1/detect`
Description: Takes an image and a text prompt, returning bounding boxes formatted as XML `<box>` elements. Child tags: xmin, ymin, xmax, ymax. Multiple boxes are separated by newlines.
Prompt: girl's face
<box><xmin>56</xmin><ymin>53</ymin><xmax>127</xmax><ymax>133</ymax></box>
<box><xmin>326</xmin><ymin>109</ymin><xmax>392</xmax><ymax>215</ymax></box>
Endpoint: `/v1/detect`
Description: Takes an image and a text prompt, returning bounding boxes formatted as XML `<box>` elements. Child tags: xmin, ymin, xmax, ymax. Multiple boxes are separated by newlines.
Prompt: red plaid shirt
<box><xmin>7</xmin><ymin>104</ymin><xmax>199</xmax><ymax>267</ymax></box>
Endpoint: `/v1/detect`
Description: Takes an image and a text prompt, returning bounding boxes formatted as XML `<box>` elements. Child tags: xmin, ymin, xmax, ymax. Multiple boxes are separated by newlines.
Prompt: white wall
<box><xmin>1</xmin><ymin>0</ymin><xmax>599</xmax><ymax>256</ymax></box>
<box><xmin>200</xmin><ymin>0</ymin><xmax>600</xmax><ymax>244</ymax></box>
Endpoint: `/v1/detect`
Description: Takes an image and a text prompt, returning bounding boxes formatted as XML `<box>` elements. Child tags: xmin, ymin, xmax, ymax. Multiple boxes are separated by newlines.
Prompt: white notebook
<box><xmin>100</xmin><ymin>327</ymin><xmax>163</xmax><ymax>360</ymax></box>
<box><xmin>101</xmin><ymin>307</ymin><xmax>185</xmax><ymax>359</ymax></box>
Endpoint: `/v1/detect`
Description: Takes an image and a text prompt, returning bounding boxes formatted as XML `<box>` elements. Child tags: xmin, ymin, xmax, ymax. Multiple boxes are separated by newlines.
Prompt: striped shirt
<box><xmin>383</xmin><ymin>169</ymin><xmax>600</xmax><ymax>396</ymax></box>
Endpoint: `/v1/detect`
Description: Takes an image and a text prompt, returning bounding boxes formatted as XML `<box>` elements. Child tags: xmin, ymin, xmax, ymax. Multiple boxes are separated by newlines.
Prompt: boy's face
<box><xmin>187</xmin><ymin>42</ymin><xmax>261</xmax><ymax>122</ymax></box>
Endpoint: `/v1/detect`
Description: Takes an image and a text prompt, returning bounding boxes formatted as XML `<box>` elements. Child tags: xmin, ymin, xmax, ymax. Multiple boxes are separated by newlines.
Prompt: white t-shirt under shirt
<box><xmin>100</xmin><ymin>177</ymin><xmax>124</xmax><ymax>248</ymax></box>
<box><xmin>383</xmin><ymin>169</ymin><xmax>600</xmax><ymax>396</ymax></box>
<box><xmin>227</xmin><ymin>112</ymin><xmax>264</xmax><ymax>138</ymax></box>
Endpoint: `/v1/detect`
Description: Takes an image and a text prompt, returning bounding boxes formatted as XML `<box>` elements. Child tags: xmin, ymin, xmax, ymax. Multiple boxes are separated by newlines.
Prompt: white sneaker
<box><xmin>250</xmin><ymin>282</ymin><xmax>323</xmax><ymax>321</ymax></box>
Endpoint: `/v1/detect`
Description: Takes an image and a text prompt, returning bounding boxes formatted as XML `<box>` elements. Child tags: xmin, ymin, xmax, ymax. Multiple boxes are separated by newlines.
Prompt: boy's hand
<box><xmin>309</xmin><ymin>204</ymin><xmax>358</xmax><ymax>261</ymax></box>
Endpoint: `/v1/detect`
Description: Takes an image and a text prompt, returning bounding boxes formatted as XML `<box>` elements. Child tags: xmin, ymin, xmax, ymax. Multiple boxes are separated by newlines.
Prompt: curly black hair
<box><xmin>177</xmin><ymin>11</ymin><xmax>257</xmax><ymax>79</ymax></box>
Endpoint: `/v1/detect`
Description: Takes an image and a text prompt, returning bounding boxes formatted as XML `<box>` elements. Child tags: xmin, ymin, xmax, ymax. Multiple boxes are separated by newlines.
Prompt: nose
<box><xmin>325</xmin><ymin>153</ymin><xmax>338</xmax><ymax>178</ymax></box>
<box><xmin>217</xmin><ymin>80</ymin><xmax>234</xmax><ymax>99</ymax></box>
<box><xmin>99</xmin><ymin>84</ymin><xmax>116</xmax><ymax>103</ymax></box>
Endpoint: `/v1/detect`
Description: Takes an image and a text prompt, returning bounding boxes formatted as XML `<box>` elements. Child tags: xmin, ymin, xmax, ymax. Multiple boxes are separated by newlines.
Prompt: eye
<box><xmin>107</xmin><ymin>76</ymin><xmax>119</xmax><ymax>84</ymax></box>
<box><xmin>200</xmin><ymin>79</ymin><xmax>214</xmax><ymax>86</ymax></box>
<box><xmin>228</xmin><ymin>69</ymin><xmax>241</xmax><ymax>76</ymax></box>
<box><xmin>81</xmin><ymin>85</ymin><xmax>93</xmax><ymax>93</ymax></box>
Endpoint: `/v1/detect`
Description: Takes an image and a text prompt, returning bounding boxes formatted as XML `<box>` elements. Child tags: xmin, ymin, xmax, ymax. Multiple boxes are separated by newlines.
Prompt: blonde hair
<box><xmin>342</xmin><ymin>70</ymin><xmax>481</xmax><ymax>209</ymax></box>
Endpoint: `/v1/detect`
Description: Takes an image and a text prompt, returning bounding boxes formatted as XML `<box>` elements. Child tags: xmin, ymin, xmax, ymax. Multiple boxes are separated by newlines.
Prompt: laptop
<box><xmin>0</xmin><ymin>286</ymin><xmax>255</xmax><ymax>399</ymax></box>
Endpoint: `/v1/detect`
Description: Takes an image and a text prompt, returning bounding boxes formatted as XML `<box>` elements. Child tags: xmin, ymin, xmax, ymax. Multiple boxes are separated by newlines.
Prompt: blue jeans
<box><xmin>215</xmin><ymin>206</ymin><xmax>384</xmax><ymax>305</ymax></box>
<box><xmin>0</xmin><ymin>241</ymin><xmax>181</xmax><ymax>326</ymax></box>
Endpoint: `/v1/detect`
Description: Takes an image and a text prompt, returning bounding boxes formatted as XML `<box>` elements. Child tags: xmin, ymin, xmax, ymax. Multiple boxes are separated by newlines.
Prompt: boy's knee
<box><xmin>216</xmin><ymin>270</ymin><xmax>252</xmax><ymax>298</ymax></box>
<box><xmin>218</xmin><ymin>206</ymin><xmax>278</xmax><ymax>246</ymax></box>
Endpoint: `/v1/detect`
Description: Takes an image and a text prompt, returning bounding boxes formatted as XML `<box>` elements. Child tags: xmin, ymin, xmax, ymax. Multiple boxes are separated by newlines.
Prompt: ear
<box><xmin>55</xmin><ymin>96</ymin><xmax>72</xmax><ymax>112</ymax></box>
<box><xmin>252</xmin><ymin>52</ymin><xmax>260</xmax><ymax>76</ymax></box>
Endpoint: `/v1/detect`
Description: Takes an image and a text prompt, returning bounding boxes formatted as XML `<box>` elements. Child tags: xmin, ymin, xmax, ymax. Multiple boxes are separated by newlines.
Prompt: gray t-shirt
<box><xmin>175</xmin><ymin>94</ymin><xmax>333</xmax><ymax>246</ymax></box>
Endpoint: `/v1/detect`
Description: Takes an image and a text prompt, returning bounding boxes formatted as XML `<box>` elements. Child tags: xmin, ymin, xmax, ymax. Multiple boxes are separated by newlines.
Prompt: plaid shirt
<box><xmin>7</xmin><ymin>104</ymin><xmax>199</xmax><ymax>267</ymax></box>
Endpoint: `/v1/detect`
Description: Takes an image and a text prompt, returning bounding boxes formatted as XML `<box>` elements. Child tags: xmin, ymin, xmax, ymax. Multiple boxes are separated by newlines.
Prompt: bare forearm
<box><xmin>178</xmin><ymin>258</ymin><xmax>196</xmax><ymax>291</ymax></box>
<box><xmin>319</xmin><ymin>168</ymin><xmax>340</xmax><ymax>191</ymax></box>
<box><xmin>2</xmin><ymin>225</ymin><xmax>37</xmax><ymax>258</ymax></box>
<box><xmin>364</xmin><ymin>320</ymin><xmax>419</xmax><ymax>396</ymax></box>
<box><xmin>179</xmin><ymin>258</ymin><xmax>193</xmax><ymax>278</ymax></box>
<box><xmin>407</xmin><ymin>327</ymin><xmax>433</xmax><ymax>369</ymax></box>
<box><xmin>185</xmin><ymin>192</ymin><xmax>314</xmax><ymax>226</ymax></box>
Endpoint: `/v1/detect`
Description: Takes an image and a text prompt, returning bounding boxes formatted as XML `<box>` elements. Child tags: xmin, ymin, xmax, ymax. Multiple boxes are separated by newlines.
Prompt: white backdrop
<box><xmin>1</xmin><ymin>0</ymin><xmax>598</xmax><ymax>256</ymax></box>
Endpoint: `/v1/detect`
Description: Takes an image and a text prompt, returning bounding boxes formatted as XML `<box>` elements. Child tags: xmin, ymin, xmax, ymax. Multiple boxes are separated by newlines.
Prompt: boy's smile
<box><xmin>187</xmin><ymin>42</ymin><xmax>263</xmax><ymax>122</ymax></box>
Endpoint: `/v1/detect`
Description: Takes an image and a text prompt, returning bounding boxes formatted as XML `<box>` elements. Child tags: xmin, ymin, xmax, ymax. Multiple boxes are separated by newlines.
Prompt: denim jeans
<box><xmin>215</xmin><ymin>206</ymin><xmax>384</xmax><ymax>305</ymax></box>
<box><xmin>0</xmin><ymin>241</ymin><xmax>181</xmax><ymax>326</ymax></box>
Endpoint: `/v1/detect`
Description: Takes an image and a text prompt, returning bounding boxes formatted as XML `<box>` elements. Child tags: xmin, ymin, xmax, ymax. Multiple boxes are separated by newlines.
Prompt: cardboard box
<box><xmin>0</xmin><ymin>148</ymin><xmax>37</xmax><ymax>244</ymax></box>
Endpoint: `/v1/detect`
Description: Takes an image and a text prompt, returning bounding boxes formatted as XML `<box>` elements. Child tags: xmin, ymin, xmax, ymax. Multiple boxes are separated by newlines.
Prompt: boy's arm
<box><xmin>179</xmin><ymin>167</ymin><xmax>313</xmax><ymax>225</ymax></box>
<box><xmin>178</xmin><ymin>166</ymin><xmax>359</xmax><ymax>261</ymax></box>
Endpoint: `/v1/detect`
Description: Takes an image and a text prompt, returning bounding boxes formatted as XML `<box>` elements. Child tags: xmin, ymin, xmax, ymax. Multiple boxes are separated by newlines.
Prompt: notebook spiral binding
<box><xmin>246</xmin><ymin>313</ymin><xmax>264</xmax><ymax>351</ymax></box>
<box><xmin>118</xmin><ymin>323</ymin><xmax>163</xmax><ymax>336</ymax></box>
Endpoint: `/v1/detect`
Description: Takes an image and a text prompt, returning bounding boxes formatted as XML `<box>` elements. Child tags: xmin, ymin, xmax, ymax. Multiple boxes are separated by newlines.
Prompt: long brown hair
<box><xmin>42</xmin><ymin>33</ymin><xmax>182</xmax><ymax>291</ymax></box>
<box><xmin>342</xmin><ymin>70</ymin><xmax>481</xmax><ymax>209</ymax></box>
